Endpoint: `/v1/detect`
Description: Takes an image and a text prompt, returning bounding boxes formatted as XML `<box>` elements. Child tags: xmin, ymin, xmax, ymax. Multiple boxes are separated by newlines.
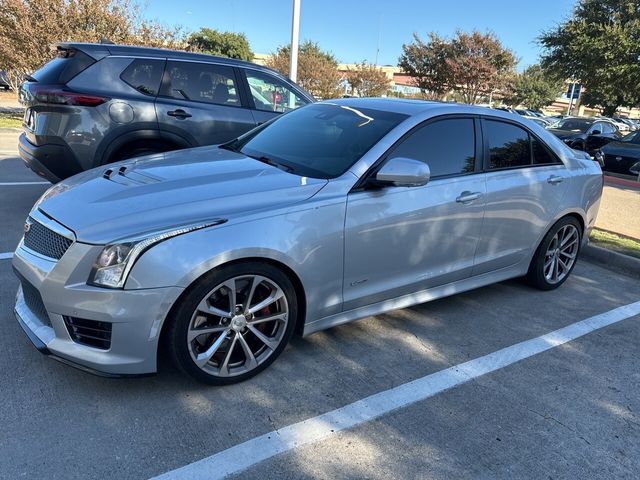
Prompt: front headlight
<box><xmin>88</xmin><ymin>220</ymin><xmax>226</xmax><ymax>289</ymax></box>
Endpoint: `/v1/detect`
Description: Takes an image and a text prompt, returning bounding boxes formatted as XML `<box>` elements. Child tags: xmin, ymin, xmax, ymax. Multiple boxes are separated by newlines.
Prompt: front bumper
<box><xmin>12</xmin><ymin>237</ymin><xmax>184</xmax><ymax>376</ymax></box>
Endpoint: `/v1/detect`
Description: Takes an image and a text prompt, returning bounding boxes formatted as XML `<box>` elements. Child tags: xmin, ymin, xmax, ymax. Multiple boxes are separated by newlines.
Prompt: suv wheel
<box><xmin>166</xmin><ymin>262</ymin><xmax>298</xmax><ymax>385</ymax></box>
<box><xmin>526</xmin><ymin>217</ymin><xmax>582</xmax><ymax>290</ymax></box>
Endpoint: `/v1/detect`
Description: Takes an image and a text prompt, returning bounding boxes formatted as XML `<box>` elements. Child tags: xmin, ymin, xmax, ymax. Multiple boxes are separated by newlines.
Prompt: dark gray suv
<box><xmin>18</xmin><ymin>43</ymin><xmax>314</xmax><ymax>182</ymax></box>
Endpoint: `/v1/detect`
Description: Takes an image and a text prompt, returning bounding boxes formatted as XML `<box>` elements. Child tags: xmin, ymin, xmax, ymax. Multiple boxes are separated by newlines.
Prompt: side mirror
<box><xmin>375</xmin><ymin>157</ymin><xmax>430</xmax><ymax>187</ymax></box>
<box><xmin>591</xmin><ymin>129</ymin><xmax>601</xmax><ymax>135</ymax></box>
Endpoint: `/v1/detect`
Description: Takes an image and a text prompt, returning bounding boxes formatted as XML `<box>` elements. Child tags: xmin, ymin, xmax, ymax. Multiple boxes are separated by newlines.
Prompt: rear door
<box><xmin>240</xmin><ymin>68</ymin><xmax>311</xmax><ymax>125</ymax></box>
<box><xmin>472</xmin><ymin>118</ymin><xmax>569</xmax><ymax>275</ymax></box>
<box><xmin>155</xmin><ymin>61</ymin><xmax>256</xmax><ymax>146</ymax></box>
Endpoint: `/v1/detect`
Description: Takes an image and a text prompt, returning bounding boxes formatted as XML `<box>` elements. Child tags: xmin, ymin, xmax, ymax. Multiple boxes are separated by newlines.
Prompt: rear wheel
<box><xmin>526</xmin><ymin>217</ymin><xmax>582</xmax><ymax>290</ymax></box>
<box><xmin>166</xmin><ymin>262</ymin><xmax>297</xmax><ymax>385</ymax></box>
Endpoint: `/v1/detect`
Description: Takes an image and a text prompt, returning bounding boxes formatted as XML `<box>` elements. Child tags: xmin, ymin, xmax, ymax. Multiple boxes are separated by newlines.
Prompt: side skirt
<box><xmin>302</xmin><ymin>264</ymin><xmax>527</xmax><ymax>336</ymax></box>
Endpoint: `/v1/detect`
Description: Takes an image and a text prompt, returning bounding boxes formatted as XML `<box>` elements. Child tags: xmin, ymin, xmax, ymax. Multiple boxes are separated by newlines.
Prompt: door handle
<box><xmin>547</xmin><ymin>175</ymin><xmax>564</xmax><ymax>185</ymax></box>
<box><xmin>167</xmin><ymin>109</ymin><xmax>192</xmax><ymax>119</ymax></box>
<box><xmin>456</xmin><ymin>191</ymin><xmax>482</xmax><ymax>204</ymax></box>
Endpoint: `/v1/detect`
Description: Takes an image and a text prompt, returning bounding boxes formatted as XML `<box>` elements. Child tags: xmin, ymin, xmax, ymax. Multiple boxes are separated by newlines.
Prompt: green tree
<box><xmin>539</xmin><ymin>0</ymin><xmax>640</xmax><ymax>116</ymax></box>
<box><xmin>0</xmin><ymin>0</ymin><xmax>184</xmax><ymax>91</ymax></box>
<box><xmin>187</xmin><ymin>28</ymin><xmax>253</xmax><ymax>61</ymax></box>
<box><xmin>266</xmin><ymin>41</ymin><xmax>342</xmax><ymax>99</ymax></box>
<box><xmin>347</xmin><ymin>61</ymin><xmax>390</xmax><ymax>97</ymax></box>
<box><xmin>504</xmin><ymin>65</ymin><xmax>564</xmax><ymax>110</ymax></box>
<box><xmin>398</xmin><ymin>33</ymin><xmax>450</xmax><ymax>98</ymax></box>
<box><xmin>399</xmin><ymin>31</ymin><xmax>517</xmax><ymax>104</ymax></box>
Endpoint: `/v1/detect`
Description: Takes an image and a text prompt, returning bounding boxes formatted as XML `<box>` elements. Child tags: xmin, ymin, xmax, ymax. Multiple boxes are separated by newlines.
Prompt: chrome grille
<box><xmin>23</xmin><ymin>217</ymin><xmax>73</xmax><ymax>260</ymax></box>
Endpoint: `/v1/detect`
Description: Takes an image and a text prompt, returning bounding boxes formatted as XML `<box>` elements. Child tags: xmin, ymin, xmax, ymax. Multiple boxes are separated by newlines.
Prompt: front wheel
<box><xmin>166</xmin><ymin>262</ymin><xmax>298</xmax><ymax>385</ymax></box>
<box><xmin>526</xmin><ymin>217</ymin><xmax>582</xmax><ymax>290</ymax></box>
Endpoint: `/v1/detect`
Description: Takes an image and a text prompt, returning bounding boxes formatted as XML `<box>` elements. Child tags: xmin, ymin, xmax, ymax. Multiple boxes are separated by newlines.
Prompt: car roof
<box><xmin>58</xmin><ymin>42</ymin><xmax>286</xmax><ymax>76</ymax></box>
<box><xmin>319</xmin><ymin>97</ymin><xmax>512</xmax><ymax>116</ymax></box>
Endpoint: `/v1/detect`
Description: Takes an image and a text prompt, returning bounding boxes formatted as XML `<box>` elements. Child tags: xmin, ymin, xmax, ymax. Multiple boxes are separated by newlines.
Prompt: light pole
<box><xmin>567</xmin><ymin>81</ymin><xmax>577</xmax><ymax>115</ymax></box>
<box><xmin>289</xmin><ymin>0</ymin><xmax>301</xmax><ymax>83</ymax></box>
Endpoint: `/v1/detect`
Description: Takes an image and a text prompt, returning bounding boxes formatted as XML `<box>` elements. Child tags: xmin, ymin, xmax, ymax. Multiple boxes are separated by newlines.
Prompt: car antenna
<box><xmin>100</xmin><ymin>38</ymin><xmax>115</xmax><ymax>45</ymax></box>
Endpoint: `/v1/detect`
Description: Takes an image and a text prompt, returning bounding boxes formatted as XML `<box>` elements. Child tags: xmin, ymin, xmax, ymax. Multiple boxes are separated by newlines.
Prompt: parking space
<box><xmin>0</xmin><ymin>131</ymin><xmax>636</xmax><ymax>480</ymax></box>
<box><xmin>0</xmin><ymin>152</ymin><xmax>638</xmax><ymax>478</ymax></box>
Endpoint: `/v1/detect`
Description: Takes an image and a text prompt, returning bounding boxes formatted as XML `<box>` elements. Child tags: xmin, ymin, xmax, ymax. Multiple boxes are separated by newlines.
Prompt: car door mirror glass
<box><xmin>591</xmin><ymin>129</ymin><xmax>601</xmax><ymax>135</ymax></box>
<box><xmin>375</xmin><ymin>157</ymin><xmax>430</xmax><ymax>187</ymax></box>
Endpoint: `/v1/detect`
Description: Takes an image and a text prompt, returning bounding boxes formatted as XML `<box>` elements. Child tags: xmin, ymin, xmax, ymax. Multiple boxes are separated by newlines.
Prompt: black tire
<box><xmin>165</xmin><ymin>261</ymin><xmax>298</xmax><ymax>385</ymax></box>
<box><xmin>526</xmin><ymin>216</ymin><xmax>582</xmax><ymax>291</ymax></box>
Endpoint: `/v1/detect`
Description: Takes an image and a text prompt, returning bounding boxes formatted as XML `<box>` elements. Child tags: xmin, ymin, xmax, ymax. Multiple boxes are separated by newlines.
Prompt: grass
<box><xmin>0</xmin><ymin>112</ymin><xmax>22</xmax><ymax>128</ymax></box>
<box><xmin>590</xmin><ymin>228</ymin><xmax>640</xmax><ymax>259</ymax></box>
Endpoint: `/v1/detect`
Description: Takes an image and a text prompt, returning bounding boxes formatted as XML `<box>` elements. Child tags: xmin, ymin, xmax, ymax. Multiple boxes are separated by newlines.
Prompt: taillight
<box><xmin>31</xmin><ymin>85</ymin><xmax>108</xmax><ymax>106</ymax></box>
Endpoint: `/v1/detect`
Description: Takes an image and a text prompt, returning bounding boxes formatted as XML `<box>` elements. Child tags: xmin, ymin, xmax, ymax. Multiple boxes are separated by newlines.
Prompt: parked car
<box><xmin>547</xmin><ymin>117</ymin><xmax>622</xmax><ymax>157</ymax></box>
<box><xmin>613</xmin><ymin>117</ymin><xmax>638</xmax><ymax>132</ymax></box>
<box><xmin>18</xmin><ymin>43</ymin><xmax>315</xmax><ymax>182</ymax></box>
<box><xmin>0</xmin><ymin>70</ymin><xmax>10</xmax><ymax>90</ymax></box>
<box><xmin>523</xmin><ymin>115</ymin><xmax>551</xmax><ymax>128</ymax></box>
<box><xmin>13</xmin><ymin>99</ymin><xmax>603</xmax><ymax>384</ymax></box>
<box><xmin>599</xmin><ymin>130</ymin><xmax>640</xmax><ymax>175</ymax></box>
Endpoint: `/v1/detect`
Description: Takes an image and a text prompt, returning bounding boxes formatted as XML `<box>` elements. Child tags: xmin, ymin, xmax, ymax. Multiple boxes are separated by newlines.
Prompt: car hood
<box><xmin>601</xmin><ymin>140</ymin><xmax>640</xmax><ymax>157</ymax></box>
<box><xmin>38</xmin><ymin>146</ymin><xmax>328</xmax><ymax>244</ymax></box>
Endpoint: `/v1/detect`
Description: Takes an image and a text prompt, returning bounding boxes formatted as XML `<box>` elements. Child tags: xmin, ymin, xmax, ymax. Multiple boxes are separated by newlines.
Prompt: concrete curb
<box><xmin>581</xmin><ymin>243</ymin><xmax>640</xmax><ymax>279</ymax></box>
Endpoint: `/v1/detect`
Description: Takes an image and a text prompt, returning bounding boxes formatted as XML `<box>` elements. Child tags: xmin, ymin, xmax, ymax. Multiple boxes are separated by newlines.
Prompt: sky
<box><xmin>144</xmin><ymin>0</ymin><xmax>577</xmax><ymax>70</ymax></box>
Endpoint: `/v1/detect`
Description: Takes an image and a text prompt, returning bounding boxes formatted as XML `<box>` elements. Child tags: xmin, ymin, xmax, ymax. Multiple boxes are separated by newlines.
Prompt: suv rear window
<box><xmin>31</xmin><ymin>48</ymin><xmax>95</xmax><ymax>84</ymax></box>
<box><xmin>120</xmin><ymin>59</ymin><xmax>165</xmax><ymax>96</ymax></box>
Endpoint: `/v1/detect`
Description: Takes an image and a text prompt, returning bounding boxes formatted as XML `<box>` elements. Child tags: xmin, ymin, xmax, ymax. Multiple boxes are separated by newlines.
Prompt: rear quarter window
<box><xmin>31</xmin><ymin>49</ymin><xmax>95</xmax><ymax>84</ymax></box>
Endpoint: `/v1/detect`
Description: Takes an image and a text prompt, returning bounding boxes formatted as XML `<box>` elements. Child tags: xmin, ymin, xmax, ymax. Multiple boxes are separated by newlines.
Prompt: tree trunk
<box><xmin>602</xmin><ymin>104</ymin><xmax>618</xmax><ymax>117</ymax></box>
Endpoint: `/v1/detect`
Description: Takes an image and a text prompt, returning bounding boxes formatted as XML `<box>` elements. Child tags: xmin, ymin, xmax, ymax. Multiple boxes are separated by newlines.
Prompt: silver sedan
<box><xmin>13</xmin><ymin>99</ymin><xmax>603</xmax><ymax>384</ymax></box>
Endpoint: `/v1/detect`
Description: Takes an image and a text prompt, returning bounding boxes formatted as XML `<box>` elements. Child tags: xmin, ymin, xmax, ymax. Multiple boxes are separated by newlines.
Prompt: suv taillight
<box><xmin>31</xmin><ymin>85</ymin><xmax>108</xmax><ymax>106</ymax></box>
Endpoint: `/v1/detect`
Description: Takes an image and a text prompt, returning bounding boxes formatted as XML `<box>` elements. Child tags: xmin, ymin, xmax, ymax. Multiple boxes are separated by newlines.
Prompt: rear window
<box><xmin>31</xmin><ymin>48</ymin><xmax>95</xmax><ymax>84</ymax></box>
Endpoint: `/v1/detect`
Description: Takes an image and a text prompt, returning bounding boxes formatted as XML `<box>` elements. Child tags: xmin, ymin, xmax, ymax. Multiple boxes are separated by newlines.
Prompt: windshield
<box><xmin>232</xmin><ymin>103</ymin><xmax>408</xmax><ymax>179</ymax></box>
<box><xmin>621</xmin><ymin>131</ymin><xmax>640</xmax><ymax>143</ymax></box>
<box><xmin>555</xmin><ymin>119</ymin><xmax>592</xmax><ymax>133</ymax></box>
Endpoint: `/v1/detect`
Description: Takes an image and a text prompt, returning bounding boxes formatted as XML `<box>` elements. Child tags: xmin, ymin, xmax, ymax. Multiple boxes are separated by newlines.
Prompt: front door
<box><xmin>343</xmin><ymin>116</ymin><xmax>486</xmax><ymax>311</ymax></box>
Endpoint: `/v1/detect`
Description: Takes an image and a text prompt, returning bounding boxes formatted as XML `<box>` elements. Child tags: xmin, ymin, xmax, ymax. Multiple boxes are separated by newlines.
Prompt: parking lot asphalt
<box><xmin>1</xmin><ymin>152</ymin><xmax>639</xmax><ymax>479</ymax></box>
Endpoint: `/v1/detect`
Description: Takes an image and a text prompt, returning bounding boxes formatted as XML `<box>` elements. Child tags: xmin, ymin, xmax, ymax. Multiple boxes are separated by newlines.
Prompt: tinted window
<box><xmin>486</xmin><ymin>120</ymin><xmax>531</xmax><ymax>169</ymax></box>
<box><xmin>389</xmin><ymin>118</ymin><xmax>475</xmax><ymax>177</ymax></box>
<box><xmin>120</xmin><ymin>59</ymin><xmax>164</xmax><ymax>96</ymax></box>
<box><xmin>234</xmin><ymin>104</ymin><xmax>407</xmax><ymax>179</ymax></box>
<box><xmin>245</xmin><ymin>70</ymin><xmax>308</xmax><ymax>113</ymax></box>
<box><xmin>160</xmin><ymin>61</ymin><xmax>240</xmax><ymax>107</ymax></box>
<box><xmin>31</xmin><ymin>49</ymin><xmax>95</xmax><ymax>84</ymax></box>
<box><xmin>556</xmin><ymin>119</ymin><xmax>592</xmax><ymax>132</ymax></box>
<box><xmin>600</xmin><ymin>123</ymin><xmax>615</xmax><ymax>134</ymax></box>
<box><xmin>532</xmin><ymin>137</ymin><xmax>559</xmax><ymax>165</ymax></box>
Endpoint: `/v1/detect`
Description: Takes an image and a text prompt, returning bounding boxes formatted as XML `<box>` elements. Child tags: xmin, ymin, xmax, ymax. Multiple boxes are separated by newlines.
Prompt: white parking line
<box><xmin>152</xmin><ymin>300</ymin><xmax>640</xmax><ymax>480</ymax></box>
<box><xmin>0</xmin><ymin>181</ymin><xmax>48</xmax><ymax>186</ymax></box>
<box><xmin>0</xmin><ymin>252</ymin><xmax>12</xmax><ymax>260</ymax></box>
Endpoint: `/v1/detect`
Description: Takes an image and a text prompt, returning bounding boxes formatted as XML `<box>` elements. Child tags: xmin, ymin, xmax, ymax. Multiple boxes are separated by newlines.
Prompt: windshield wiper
<box><xmin>252</xmin><ymin>155</ymin><xmax>293</xmax><ymax>173</ymax></box>
<box><xmin>219</xmin><ymin>142</ymin><xmax>239</xmax><ymax>153</ymax></box>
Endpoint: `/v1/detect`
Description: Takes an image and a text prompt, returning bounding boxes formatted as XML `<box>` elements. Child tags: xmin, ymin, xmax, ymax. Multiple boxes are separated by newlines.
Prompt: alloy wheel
<box><xmin>186</xmin><ymin>275</ymin><xmax>289</xmax><ymax>377</ymax></box>
<box><xmin>543</xmin><ymin>224</ymin><xmax>579</xmax><ymax>284</ymax></box>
